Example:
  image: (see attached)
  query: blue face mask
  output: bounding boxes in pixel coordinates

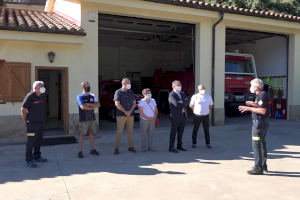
[146,94,152,99]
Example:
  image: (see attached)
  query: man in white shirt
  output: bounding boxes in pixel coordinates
[189,84,214,148]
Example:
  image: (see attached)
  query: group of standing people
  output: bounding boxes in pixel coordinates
[21,77,271,176]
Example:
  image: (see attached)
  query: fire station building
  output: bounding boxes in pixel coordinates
[0,0,300,143]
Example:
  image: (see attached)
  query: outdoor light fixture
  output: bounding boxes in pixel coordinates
[48,51,55,63]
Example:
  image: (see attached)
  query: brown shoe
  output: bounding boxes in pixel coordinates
[142,149,146,152]
[114,149,119,155]
[128,147,137,153]
[148,148,156,152]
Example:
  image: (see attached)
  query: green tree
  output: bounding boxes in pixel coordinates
[0,0,4,6]
[206,0,300,16]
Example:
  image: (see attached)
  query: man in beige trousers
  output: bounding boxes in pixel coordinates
[113,78,137,155]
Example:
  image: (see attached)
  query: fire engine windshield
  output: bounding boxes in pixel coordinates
[225,60,252,73]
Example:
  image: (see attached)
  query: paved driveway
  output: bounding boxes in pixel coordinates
[0,117,299,200]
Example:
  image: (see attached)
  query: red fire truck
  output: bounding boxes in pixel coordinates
[153,52,257,114]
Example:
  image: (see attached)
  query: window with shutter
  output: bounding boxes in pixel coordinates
[0,62,31,102]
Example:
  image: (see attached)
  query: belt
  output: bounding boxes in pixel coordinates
[253,119,268,123]
[194,114,208,117]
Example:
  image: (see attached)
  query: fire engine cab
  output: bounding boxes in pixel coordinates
[224,52,257,113]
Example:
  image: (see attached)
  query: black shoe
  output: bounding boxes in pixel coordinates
[206,144,212,149]
[33,157,48,163]
[78,151,83,158]
[169,148,179,153]
[128,147,137,153]
[90,149,100,155]
[114,149,119,155]
[247,167,264,175]
[26,161,37,168]
[177,146,187,151]
[192,144,196,148]
[263,166,268,173]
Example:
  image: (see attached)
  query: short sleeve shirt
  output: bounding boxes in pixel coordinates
[190,93,213,115]
[77,93,97,122]
[138,99,157,120]
[114,88,136,116]
[252,91,271,122]
[22,92,45,123]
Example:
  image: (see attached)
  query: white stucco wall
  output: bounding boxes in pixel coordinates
[0,38,86,116]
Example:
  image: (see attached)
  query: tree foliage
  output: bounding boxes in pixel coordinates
[0,0,4,7]
[205,0,300,16]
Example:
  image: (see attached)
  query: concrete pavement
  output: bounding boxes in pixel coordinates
[0,116,299,200]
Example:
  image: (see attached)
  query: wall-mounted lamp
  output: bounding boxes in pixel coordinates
[48,51,55,63]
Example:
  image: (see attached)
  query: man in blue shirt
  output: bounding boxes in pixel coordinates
[77,81,101,158]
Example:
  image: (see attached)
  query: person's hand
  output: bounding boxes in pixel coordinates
[147,117,154,122]
[178,101,183,103]
[125,111,131,117]
[238,106,250,113]
[246,101,254,106]
[85,103,92,107]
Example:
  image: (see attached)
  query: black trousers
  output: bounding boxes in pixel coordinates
[25,122,44,161]
[252,120,269,170]
[169,113,186,149]
[192,114,210,144]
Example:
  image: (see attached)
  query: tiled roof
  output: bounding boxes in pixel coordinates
[142,0,300,23]
[0,7,86,36]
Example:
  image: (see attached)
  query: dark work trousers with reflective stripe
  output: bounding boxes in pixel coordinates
[192,114,210,144]
[252,120,270,171]
[25,122,44,161]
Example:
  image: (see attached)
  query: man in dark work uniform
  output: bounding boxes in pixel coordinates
[239,78,272,175]
[21,81,48,168]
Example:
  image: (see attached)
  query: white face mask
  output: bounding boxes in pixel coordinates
[176,86,182,92]
[250,86,255,93]
[40,87,46,93]
[126,84,131,90]
[200,89,205,95]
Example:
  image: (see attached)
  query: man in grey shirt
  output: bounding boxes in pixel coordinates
[113,78,137,155]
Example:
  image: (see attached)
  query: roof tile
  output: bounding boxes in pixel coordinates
[0,6,85,36]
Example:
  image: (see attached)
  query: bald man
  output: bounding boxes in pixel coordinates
[189,84,214,148]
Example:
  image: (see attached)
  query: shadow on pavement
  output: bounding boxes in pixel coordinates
[265,171,300,178]
[0,115,299,184]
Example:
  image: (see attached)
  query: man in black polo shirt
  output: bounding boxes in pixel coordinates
[77,81,101,158]
[21,81,48,168]
[239,78,272,175]
[113,78,137,155]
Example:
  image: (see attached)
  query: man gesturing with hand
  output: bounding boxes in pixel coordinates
[238,78,272,175]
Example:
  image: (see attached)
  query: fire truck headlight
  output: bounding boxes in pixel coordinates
[224,95,229,100]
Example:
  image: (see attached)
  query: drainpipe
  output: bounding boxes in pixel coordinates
[211,11,224,126]
[285,35,289,119]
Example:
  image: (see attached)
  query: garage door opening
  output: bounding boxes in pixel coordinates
[225,28,288,124]
[98,14,195,128]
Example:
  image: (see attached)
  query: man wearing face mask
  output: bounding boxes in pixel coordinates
[189,84,214,149]
[113,78,137,155]
[21,81,48,168]
[168,80,190,153]
[238,78,271,175]
[77,81,101,158]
